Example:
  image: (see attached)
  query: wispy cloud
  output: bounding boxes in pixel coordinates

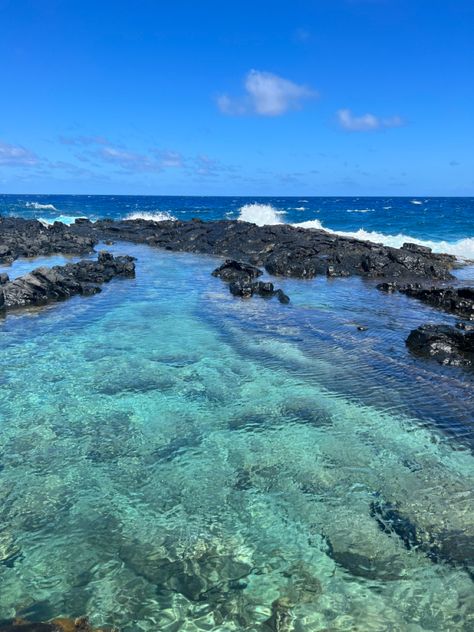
[337,109,404,131]
[0,141,39,166]
[59,135,111,146]
[154,149,184,168]
[96,146,162,173]
[218,69,317,117]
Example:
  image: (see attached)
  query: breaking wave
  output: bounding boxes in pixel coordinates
[26,202,58,211]
[125,211,177,222]
[237,203,285,226]
[234,204,473,259]
[38,215,86,226]
[294,220,474,260]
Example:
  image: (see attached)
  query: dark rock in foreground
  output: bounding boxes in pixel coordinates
[212,260,290,303]
[378,282,474,319]
[0,217,96,264]
[0,252,135,312]
[406,324,474,367]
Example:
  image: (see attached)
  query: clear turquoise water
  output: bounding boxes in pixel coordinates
[0,241,473,630]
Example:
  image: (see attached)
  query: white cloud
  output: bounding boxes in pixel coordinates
[0,141,39,166]
[97,146,160,172]
[218,70,316,117]
[337,108,404,131]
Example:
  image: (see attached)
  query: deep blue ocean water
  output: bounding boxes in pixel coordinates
[0,196,473,630]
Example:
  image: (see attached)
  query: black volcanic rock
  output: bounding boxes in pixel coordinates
[0,217,96,264]
[211,259,263,283]
[406,324,474,367]
[0,252,135,312]
[378,282,474,319]
[211,259,290,303]
[0,217,458,280]
[228,280,290,304]
[62,217,457,281]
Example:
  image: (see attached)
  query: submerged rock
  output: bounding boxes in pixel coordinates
[0,252,135,312]
[406,324,474,367]
[0,617,115,632]
[371,500,474,578]
[377,282,474,319]
[262,598,293,632]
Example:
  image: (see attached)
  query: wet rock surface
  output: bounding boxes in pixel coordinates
[0,252,135,312]
[78,219,456,280]
[1,217,456,281]
[406,324,474,367]
[378,282,474,319]
[212,259,290,303]
[229,280,290,304]
[0,217,96,264]
[211,259,263,283]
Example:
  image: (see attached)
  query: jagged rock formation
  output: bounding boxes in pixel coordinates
[378,282,474,319]
[0,252,135,312]
[406,324,474,367]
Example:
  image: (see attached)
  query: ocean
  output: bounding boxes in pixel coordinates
[0,195,473,631]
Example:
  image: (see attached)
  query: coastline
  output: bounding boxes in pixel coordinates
[0,216,473,630]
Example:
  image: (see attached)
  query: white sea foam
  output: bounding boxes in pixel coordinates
[292,206,307,211]
[237,203,285,226]
[410,200,423,205]
[39,215,86,226]
[125,211,177,222]
[26,202,58,211]
[294,219,474,259]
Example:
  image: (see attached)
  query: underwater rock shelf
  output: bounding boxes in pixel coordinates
[0,252,135,312]
[0,617,115,632]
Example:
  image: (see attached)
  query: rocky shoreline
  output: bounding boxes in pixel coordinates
[1,216,473,367]
[0,252,135,312]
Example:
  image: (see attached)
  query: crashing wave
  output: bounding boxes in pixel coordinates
[26,202,58,211]
[38,215,86,226]
[237,203,285,226]
[125,211,177,222]
[293,220,474,259]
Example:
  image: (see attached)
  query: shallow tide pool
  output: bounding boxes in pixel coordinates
[0,243,473,631]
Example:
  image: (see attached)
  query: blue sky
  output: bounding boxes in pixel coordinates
[0,0,472,195]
